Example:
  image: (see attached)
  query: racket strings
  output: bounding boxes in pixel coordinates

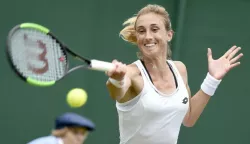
[9,29,67,82]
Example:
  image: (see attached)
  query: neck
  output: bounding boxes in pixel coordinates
[142,56,170,79]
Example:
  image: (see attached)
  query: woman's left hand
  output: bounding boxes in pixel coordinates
[207,45,243,80]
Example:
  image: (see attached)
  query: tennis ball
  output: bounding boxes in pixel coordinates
[67,88,87,108]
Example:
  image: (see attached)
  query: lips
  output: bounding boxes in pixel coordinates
[144,43,157,48]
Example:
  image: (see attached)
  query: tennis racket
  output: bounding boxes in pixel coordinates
[6,22,115,87]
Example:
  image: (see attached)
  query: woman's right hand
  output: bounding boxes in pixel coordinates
[106,59,127,81]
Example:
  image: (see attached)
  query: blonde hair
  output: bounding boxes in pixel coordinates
[119,4,173,59]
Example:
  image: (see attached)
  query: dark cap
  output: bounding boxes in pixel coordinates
[55,112,95,131]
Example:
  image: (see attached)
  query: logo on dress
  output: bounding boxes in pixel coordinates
[182,97,188,104]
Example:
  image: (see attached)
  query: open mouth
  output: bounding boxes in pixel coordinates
[144,43,157,48]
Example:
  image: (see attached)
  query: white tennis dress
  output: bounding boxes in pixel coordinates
[116,60,189,144]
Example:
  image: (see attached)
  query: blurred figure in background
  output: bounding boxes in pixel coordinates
[27,112,95,144]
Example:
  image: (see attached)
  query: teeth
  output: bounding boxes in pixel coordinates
[145,43,156,47]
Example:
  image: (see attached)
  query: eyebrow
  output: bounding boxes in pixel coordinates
[136,24,158,28]
[151,24,158,26]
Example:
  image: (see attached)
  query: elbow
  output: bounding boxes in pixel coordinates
[183,123,195,128]
[183,120,196,128]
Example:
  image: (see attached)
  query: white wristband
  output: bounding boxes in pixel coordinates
[201,73,222,96]
[108,78,125,88]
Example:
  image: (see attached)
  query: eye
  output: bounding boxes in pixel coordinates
[137,28,145,34]
[152,27,159,32]
[136,26,145,34]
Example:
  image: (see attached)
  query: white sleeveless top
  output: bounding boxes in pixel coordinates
[116,60,189,144]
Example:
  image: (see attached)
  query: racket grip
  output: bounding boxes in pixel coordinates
[90,59,115,72]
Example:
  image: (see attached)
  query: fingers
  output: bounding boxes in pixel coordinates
[115,62,126,74]
[222,45,237,58]
[227,47,242,60]
[229,62,241,70]
[106,59,118,76]
[207,48,213,61]
[230,53,243,64]
[106,59,127,80]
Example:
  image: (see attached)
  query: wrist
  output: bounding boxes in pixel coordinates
[201,72,222,96]
[108,77,125,88]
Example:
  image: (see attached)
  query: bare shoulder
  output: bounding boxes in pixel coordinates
[126,63,140,78]
[173,61,188,84]
[173,61,187,74]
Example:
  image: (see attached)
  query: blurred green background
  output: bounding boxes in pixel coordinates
[0,0,249,143]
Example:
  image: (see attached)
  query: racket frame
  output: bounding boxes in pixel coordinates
[6,23,89,86]
[6,23,114,87]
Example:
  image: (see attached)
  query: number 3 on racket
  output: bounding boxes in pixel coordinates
[6,22,115,87]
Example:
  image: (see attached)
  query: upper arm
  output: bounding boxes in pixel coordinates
[174,61,188,86]
[174,61,192,124]
[174,60,191,96]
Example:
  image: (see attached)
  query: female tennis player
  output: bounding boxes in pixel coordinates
[106,4,243,144]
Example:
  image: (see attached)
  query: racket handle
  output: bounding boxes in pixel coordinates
[90,59,115,72]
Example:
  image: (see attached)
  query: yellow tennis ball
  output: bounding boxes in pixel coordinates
[67,88,87,108]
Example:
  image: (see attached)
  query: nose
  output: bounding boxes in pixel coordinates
[145,31,153,40]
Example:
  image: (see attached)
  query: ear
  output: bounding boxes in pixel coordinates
[166,30,174,42]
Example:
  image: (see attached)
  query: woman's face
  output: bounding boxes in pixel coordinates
[135,13,172,59]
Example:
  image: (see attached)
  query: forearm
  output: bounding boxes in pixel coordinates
[106,76,131,101]
[186,90,211,126]
[184,73,221,127]
[106,81,127,100]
